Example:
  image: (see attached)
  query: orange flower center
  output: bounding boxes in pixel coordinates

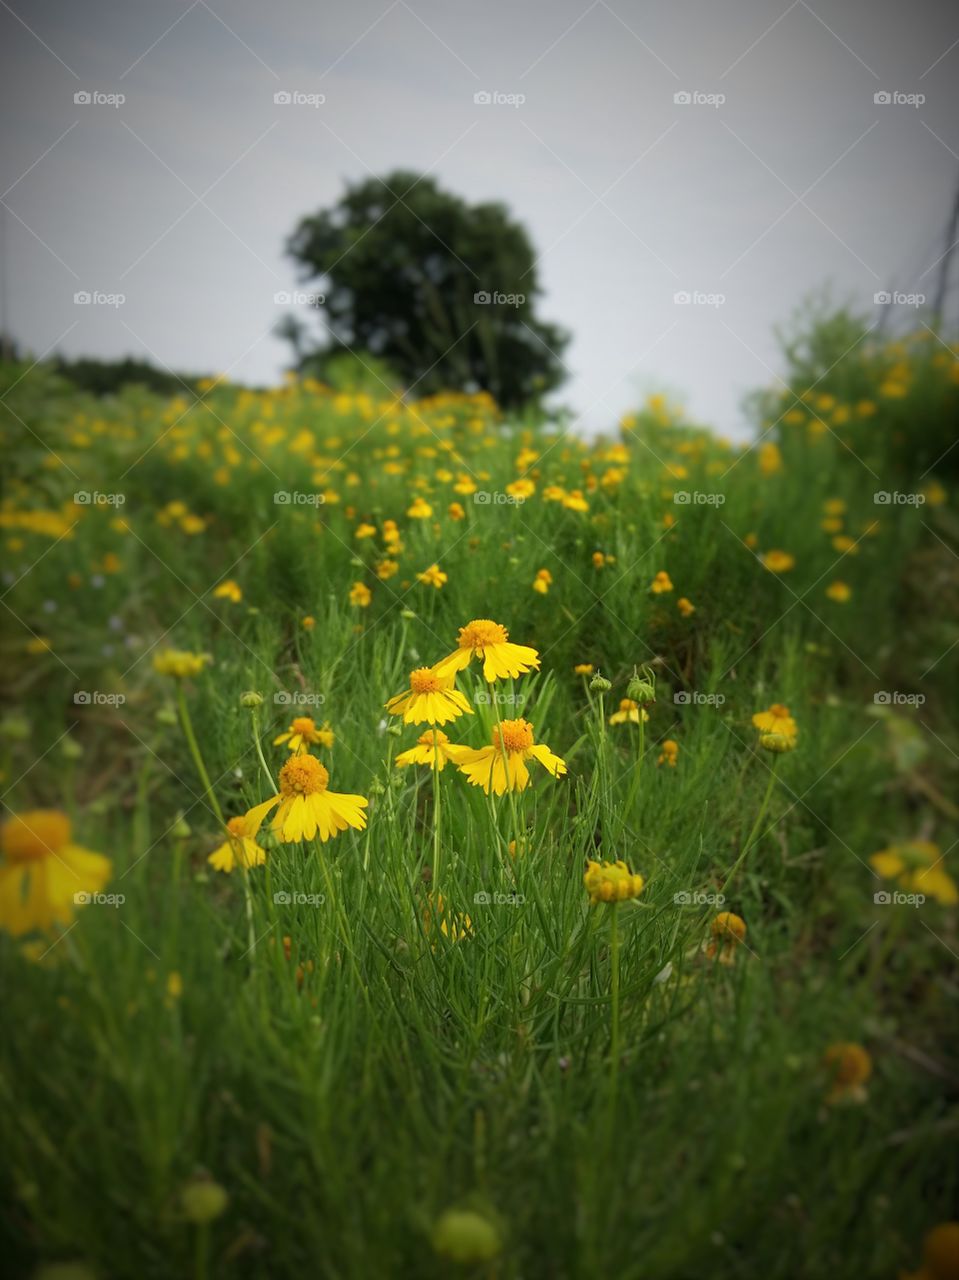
[768,703,791,721]
[1,810,70,862]
[493,718,534,753]
[409,667,442,693]
[279,755,329,796]
[417,729,449,745]
[291,716,317,736]
[458,618,508,651]
[226,816,248,838]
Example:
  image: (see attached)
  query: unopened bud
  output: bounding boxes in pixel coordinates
[239,690,263,709]
[590,674,612,693]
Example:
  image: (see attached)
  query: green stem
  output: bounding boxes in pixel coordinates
[250,708,277,792]
[609,902,621,1091]
[176,685,224,826]
[722,760,778,892]
[432,749,442,889]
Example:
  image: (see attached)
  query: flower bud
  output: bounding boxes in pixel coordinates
[386,723,403,737]
[239,690,263,709]
[589,673,612,693]
[156,706,178,727]
[626,666,656,705]
[180,1177,228,1224]
[60,737,84,761]
[432,1207,502,1264]
[172,813,191,840]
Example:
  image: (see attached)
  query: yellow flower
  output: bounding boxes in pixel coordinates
[823,1041,872,1104]
[705,911,746,964]
[453,718,566,795]
[562,489,589,512]
[832,534,858,555]
[433,618,540,684]
[506,477,535,500]
[386,667,473,726]
[243,754,367,844]
[207,816,267,872]
[448,501,466,521]
[422,891,472,944]
[761,550,795,573]
[152,649,211,679]
[417,562,448,589]
[407,496,433,519]
[657,739,679,767]
[574,663,594,675]
[301,615,315,631]
[395,729,468,771]
[274,715,330,753]
[758,442,782,475]
[677,596,695,617]
[349,581,371,608]
[609,698,649,726]
[376,558,400,580]
[212,579,242,603]
[354,522,377,539]
[901,1222,959,1280]
[752,703,797,743]
[650,570,673,594]
[532,568,552,594]
[825,580,851,603]
[870,840,957,906]
[583,859,645,904]
[0,810,112,937]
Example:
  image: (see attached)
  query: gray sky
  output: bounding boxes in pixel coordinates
[2,0,958,436]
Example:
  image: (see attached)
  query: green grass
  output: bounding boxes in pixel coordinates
[0,334,957,1279]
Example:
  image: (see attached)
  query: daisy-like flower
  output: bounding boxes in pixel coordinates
[583,859,645,904]
[407,496,433,519]
[453,718,566,795]
[825,580,852,603]
[609,698,649,726]
[705,911,746,964]
[243,754,367,844]
[761,549,795,573]
[208,816,267,873]
[153,649,211,679]
[870,840,957,906]
[349,582,372,608]
[677,596,696,617]
[386,667,473,726]
[650,570,673,594]
[433,619,540,684]
[823,1041,872,1105]
[212,579,242,603]
[0,810,112,936]
[657,739,679,767]
[752,703,798,743]
[574,663,594,675]
[417,563,448,589]
[532,568,552,594]
[274,715,331,754]
[395,729,468,771]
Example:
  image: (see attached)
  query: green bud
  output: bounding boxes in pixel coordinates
[60,737,84,761]
[386,723,403,738]
[432,1208,502,1264]
[626,666,656,705]
[156,705,178,727]
[589,674,612,693]
[180,1178,228,1225]
[368,778,386,797]
[239,690,263,709]
[0,714,31,742]
[400,609,416,620]
[172,813,192,840]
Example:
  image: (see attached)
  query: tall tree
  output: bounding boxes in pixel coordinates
[286,171,568,408]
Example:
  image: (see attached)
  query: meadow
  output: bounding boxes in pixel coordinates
[1,320,957,1279]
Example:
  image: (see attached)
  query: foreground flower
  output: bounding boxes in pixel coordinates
[153,649,211,680]
[454,718,566,794]
[244,755,367,843]
[650,570,673,594]
[433,619,540,683]
[208,817,267,873]
[386,667,473,726]
[705,911,746,964]
[823,1041,872,1105]
[609,698,649,726]
[901,1222,959,1280]
[395,729,467,771]
[0,810,112,936]
[752,703,798,743]
[583,859,645,904]
[870,840,957,906]
[273,715,332,753]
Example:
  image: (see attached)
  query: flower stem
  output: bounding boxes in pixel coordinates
[722,759,778,892]
[431,751,442,889]
[176,684,225,826]
[609,902,621,1091]
[250,707,277,792]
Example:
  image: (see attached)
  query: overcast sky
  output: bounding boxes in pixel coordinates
[2,0,957,436]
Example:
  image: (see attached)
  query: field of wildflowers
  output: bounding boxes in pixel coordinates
[1,322,957,1278]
